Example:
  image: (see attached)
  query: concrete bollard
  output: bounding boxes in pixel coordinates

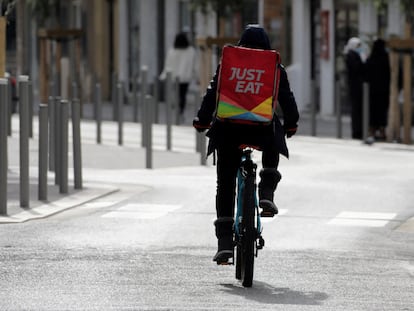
[18,75,30,208]
[0,78,8,214]
[38,104,48,201]
[71,98,83,189]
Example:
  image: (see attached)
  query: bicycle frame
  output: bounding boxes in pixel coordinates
[234,149,262,241]
[233,147,265,287]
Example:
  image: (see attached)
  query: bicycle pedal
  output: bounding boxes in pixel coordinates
[216,258,234,266]
[257,236,265,249]
[260,210,276,217]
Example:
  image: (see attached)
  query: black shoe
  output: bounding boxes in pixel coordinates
[259,199,278,217]
[213,235,233,264]
[213,249,233,264]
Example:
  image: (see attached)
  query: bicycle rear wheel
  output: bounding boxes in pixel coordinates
[237,173,256,287]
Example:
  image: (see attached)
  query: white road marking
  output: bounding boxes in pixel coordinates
[209,209,288,223]
[328,211,397,227]
[102,203,182,220]
[82,202,118,208]
[261,208,288,223]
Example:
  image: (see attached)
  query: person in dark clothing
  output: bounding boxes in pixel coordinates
[344,37,366,139]
[365,38,390,141]
[193,25,299,263]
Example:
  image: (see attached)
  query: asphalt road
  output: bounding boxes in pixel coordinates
[1,124,414,310]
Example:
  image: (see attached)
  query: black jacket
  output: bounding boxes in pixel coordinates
[196,64,299,158]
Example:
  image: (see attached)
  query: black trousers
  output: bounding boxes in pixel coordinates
[215,145,279,218]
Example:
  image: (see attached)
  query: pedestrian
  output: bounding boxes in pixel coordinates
[365,38,390,141]
[160,32,197,123]
[344,37,366,139]
[193,25,299,264]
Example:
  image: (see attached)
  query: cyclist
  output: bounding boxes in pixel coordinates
[193,25,299,263]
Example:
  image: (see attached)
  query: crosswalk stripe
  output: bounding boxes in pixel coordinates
[102,203,182,220]
[327,211,397,227]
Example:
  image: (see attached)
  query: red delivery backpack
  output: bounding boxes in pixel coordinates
[216,45,281,125]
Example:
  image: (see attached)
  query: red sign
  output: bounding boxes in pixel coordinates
[216,46,280,124]
[321,10,330,60]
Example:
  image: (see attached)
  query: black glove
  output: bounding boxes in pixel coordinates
[193,117,210,133]
[285,127,297,138]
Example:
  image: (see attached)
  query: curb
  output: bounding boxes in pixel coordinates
[0,184,119,224]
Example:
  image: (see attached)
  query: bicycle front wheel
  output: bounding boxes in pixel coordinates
[239,174,256,287]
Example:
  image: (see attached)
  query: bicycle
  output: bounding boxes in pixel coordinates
[219,146,265,288]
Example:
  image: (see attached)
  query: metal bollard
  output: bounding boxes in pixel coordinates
[140,67,148,147]
[199,132,207,166]
[72,81,78,100]
[48,96,55,171]
[54,96,61,185]
[112,72,118,121]
[335,80,342,139]
[310,79,317,136]
[175,78,180,125]
[7,78,12,136]
[0,78,8,214]
[117,82,124,146]
[166,71,172,150]
[29,80,33,138]
[19,75,30,208]
[153,78,159,123]
[59,100,69,194]
[38,104,48,200]
[95,83,102,144]
[362,82,371,144]
[72,98,83,189]
[145,95,153,169]
[132,75,138,122]
[195,92,202,153]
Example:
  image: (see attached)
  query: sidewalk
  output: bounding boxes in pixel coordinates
[2,106,414,231]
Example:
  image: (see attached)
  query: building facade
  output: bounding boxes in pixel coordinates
[8,0,409,114]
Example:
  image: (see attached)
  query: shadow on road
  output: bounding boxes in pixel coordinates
[220,281,328,305]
